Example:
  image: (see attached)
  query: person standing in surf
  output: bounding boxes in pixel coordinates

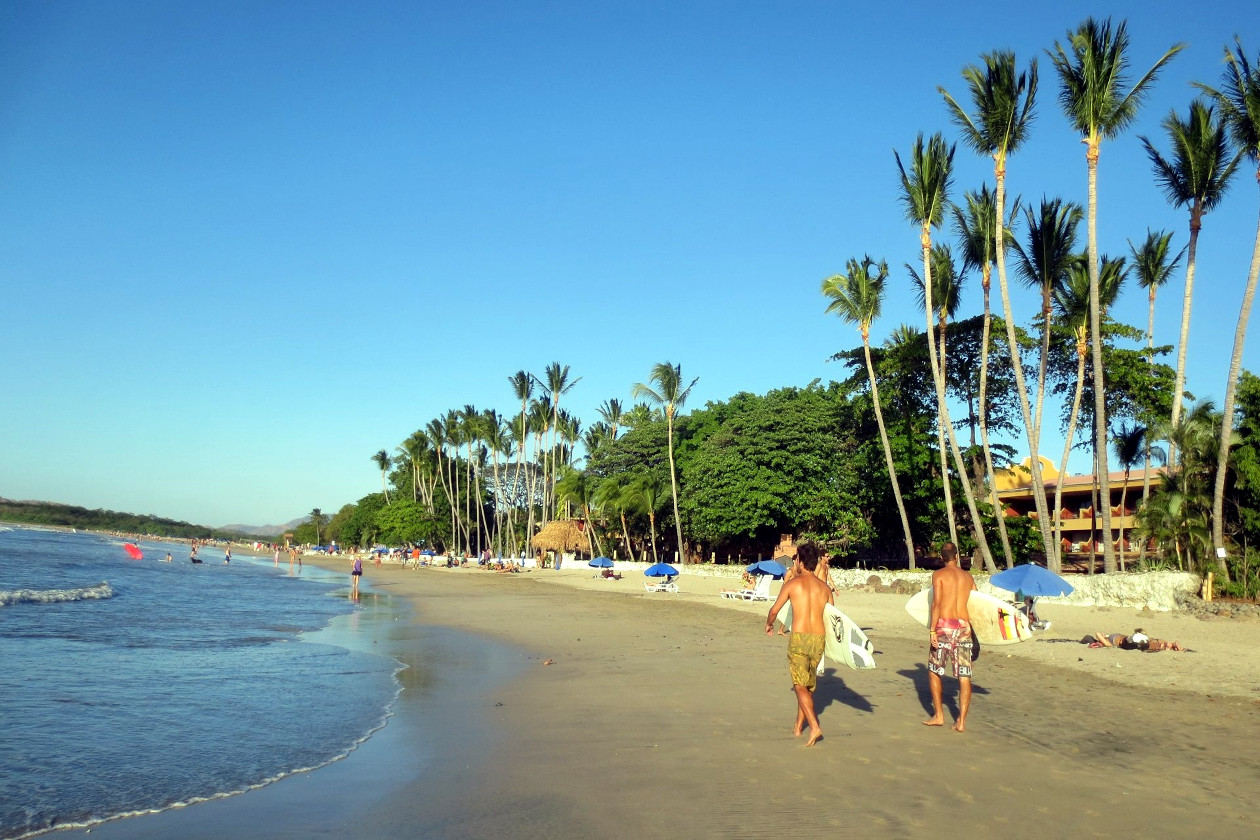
[765,542,833,747]
[350,555,363,598]
[923,542,977,732]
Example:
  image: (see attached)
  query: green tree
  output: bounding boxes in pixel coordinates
[1197,39,1260,571]
[1049,16,1183,573]
[308,508,325,546]
[372,449,393,505]
[632,362,698,563]
[823,256,916,567]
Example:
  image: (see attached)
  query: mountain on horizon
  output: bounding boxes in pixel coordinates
[219,517,308,537]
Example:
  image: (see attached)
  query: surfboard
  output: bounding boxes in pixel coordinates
[904,588,1033,645]
[775,602,876,670]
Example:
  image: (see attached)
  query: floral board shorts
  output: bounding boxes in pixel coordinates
[788,632,825,691]
[928,618,974,679]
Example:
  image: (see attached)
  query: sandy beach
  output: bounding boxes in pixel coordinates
[69,559,1259,839]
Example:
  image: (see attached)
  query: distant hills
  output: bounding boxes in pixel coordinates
[0,497,300,540]
[220,517,308,537]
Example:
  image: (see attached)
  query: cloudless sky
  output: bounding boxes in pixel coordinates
[2,1,1257,528]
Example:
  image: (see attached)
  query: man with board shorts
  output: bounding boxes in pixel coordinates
[924,542,977,732]
[765,542,834,747]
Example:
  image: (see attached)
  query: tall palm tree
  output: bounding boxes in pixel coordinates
[1127,229,1184,551]
[539,363,581,528]
[1198,38,1260,574]
[909,243,963,548]
[632,362,698,563]
[1111,422,1151,571]
[953,186,1020,567]
[371,450,392,505]
[895,133,996,571]
[507,370,533,540]
[940,49,1053,562]
[822,256,916,568]
[1052,254,1128,568]
[1049,16,1183,573]
[1014,196,1083,459]
[1142,100,1241,459]
[442,409,466,551]
[593,475,636,561]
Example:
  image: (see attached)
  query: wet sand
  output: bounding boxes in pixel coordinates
[67,560,1260,839]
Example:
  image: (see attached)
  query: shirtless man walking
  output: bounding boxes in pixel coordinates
[924,542,977,732]
[765,542,834,747]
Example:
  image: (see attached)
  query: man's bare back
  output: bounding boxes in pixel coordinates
[929,562,975,625]
[771,572,832,634]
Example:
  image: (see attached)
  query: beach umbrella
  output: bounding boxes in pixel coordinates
[123,543,143,560]
[644,562,678,577]
[990,564,1074,597]
[588,556,614,568]
[745,559,787,579]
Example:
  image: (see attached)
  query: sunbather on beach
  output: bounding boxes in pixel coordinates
[1086,630,1186,652]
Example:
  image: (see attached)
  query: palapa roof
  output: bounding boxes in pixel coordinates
[530,519,592,554]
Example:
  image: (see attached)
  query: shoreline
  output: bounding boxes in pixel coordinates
[57,558,1260,838]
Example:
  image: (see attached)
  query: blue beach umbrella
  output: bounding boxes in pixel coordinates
[644,562,679,577]
[990,564,1074,597]
[588,556,614,568]
[745,559,787,579]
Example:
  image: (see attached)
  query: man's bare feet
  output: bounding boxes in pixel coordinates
[793,726,804,737]
[923,715,944,726]
[804,729,823,747]
[952,720,966,733]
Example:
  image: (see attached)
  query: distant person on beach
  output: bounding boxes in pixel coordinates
[765,541,834,747]
[274,548,280,567]
[924,541,977,733]
[351,555,363,597]
[1085,630,1186,652]
[224,548,231,565]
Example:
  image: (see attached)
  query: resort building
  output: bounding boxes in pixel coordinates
[993,456,1162,559]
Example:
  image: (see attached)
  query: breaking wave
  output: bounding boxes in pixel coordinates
[0,582,114,607]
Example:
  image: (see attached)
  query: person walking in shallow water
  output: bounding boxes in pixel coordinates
[765,542,833,747]
[923,542,977,732]
[351,555,363,598]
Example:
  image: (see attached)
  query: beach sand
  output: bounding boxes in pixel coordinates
[69,560,1259,839]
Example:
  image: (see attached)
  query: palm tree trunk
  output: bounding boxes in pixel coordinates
[1087,147,1117,574]
[921,226,996,571]
[1211,202,1260,581]
[666,412,686,564]
[1055,344,1088,572]
[619,510,633,561]
[864,337,916,568]
[993,160,1057,561]
[935,323,959,546]
[1170,210,1203,456]
[979,275,1016,569]
[648,512,659,564]
[1118,471,1130,572]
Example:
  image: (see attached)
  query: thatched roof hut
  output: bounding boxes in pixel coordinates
[530,519,592,555]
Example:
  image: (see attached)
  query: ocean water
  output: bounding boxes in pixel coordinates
[0,526,402,840]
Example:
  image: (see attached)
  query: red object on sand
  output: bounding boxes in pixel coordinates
[124,543,143,560]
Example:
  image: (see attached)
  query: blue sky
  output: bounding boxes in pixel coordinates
[2,1,1257,528]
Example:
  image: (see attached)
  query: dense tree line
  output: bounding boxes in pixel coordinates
[0,500,250,541]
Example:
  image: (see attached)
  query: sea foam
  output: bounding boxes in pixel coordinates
[0,581,113,607]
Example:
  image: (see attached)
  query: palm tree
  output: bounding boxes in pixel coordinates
[629,473,669,563]
[555,467,604,557]
[597,399,625,440]
[1198,38,1260,574]
[538,363,581,529]
[309,508,324,546]
[1051,253,1127,568]
[507,370,533,543]
[940,49,1054,562]
[371,450,392,505]
[953,186,1020,567]
[895,133,996,571]
[1014,196,1083,458]
[822,256,916,568]
[1147,401,1220,571]
[1049,16,1183,573]
[632,362,698,563]
[908,243,963,548]
[1141,100,1241,446]
[593,475,636,561]
[1111,422,1151,571]
[1128,229,1184,551]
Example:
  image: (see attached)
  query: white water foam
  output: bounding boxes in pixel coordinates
[0,581,113,607]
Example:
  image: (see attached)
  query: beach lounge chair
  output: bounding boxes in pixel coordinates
[720,574,773,601]
[644,575,678,593]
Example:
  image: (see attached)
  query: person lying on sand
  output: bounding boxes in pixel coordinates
[1085,630,1186,652]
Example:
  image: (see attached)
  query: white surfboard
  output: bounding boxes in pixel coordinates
[775,602,876,670]
[904,588,1033,646]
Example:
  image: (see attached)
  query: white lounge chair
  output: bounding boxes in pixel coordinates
[644,576,678,593]
[720,574,773,601]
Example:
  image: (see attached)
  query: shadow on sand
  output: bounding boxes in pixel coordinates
[897,663,989,718]
[813,670,874,714]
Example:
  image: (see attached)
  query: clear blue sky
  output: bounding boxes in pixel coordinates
[2,1,1257,528]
